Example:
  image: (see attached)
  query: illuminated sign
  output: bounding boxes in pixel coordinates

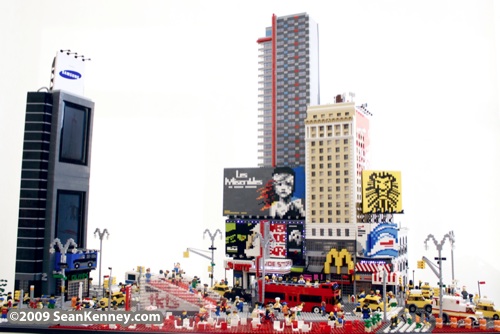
[225,220,305,266]
[362,170,403,214]
[269,223,286,258]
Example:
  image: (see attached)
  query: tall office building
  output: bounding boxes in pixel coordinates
[15,90,95,296]
[257,13,320,168]
[303,94,371,274]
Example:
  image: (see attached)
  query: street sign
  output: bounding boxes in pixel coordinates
[53,274,67,280]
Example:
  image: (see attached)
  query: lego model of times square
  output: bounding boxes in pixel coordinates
[2,54,498,333]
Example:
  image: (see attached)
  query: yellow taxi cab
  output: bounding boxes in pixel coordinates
[211,283,230,297]
[406,291,432,313]
[99,292,126,308]
[476,299,500,320]
[358,294,386,312]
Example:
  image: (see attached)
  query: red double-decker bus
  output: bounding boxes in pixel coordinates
[258,281,342,313]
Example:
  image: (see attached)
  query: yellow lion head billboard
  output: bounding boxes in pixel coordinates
[362,171,403,214]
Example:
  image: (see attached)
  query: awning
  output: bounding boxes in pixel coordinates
[355,262,391,273]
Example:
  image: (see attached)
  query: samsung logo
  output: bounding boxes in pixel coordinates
[59,70,82,80]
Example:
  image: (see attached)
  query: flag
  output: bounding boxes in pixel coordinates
[478,281,486,284]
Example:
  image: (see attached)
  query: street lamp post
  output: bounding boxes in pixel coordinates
[424,232,454,320]
[252,225,276,304]
[203,229,222,288]
[49,238,78,308]
[448,230,455,285]
[94,228,110,291]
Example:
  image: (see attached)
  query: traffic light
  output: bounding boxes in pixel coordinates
[399,276,402,285]
[417,260,426,269]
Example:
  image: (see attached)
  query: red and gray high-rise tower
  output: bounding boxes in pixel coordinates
[257,13,320,168]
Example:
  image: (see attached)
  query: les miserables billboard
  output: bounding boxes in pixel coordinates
[223,167,305,219]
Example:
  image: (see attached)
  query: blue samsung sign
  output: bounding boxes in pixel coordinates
[59,70,82,80]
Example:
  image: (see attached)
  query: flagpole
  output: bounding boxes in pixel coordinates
[477,281,485,299]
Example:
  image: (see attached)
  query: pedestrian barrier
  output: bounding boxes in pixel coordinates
[479,318,487,330]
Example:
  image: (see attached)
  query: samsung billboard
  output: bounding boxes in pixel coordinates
[223,167,305,219]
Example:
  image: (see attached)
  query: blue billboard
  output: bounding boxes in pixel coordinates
[54,250,98,272]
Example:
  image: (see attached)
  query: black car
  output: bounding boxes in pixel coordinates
[223,287,252,303]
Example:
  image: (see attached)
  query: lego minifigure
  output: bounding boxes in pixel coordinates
[320,301,326,316]
[273,297,282,313]
[264,304,272,321]
[337,307,344,325]
[1,305,8,323]
[282,302,289,315]
[234,296,244,312]
[250,303,260,318]
[401,308,411,324]
[361,304,371,319]
[198,306,208,322]
[354,302,362,316]
[220,298,227,313]
[23,293,30,305]
[229,310,240,323]
[47,295,56,309]
[296,302,305,316]
[390,314,399,328]
[215,301,221,317]
[179,310,188,321]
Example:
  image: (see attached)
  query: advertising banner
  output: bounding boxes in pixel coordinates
[225,220,304,265]
[223,167,305,219]
[52,50,86,96]
[362,170,403,214]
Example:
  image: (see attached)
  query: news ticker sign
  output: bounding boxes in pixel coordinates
[7,309,163,326]
[225,258,293,274]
